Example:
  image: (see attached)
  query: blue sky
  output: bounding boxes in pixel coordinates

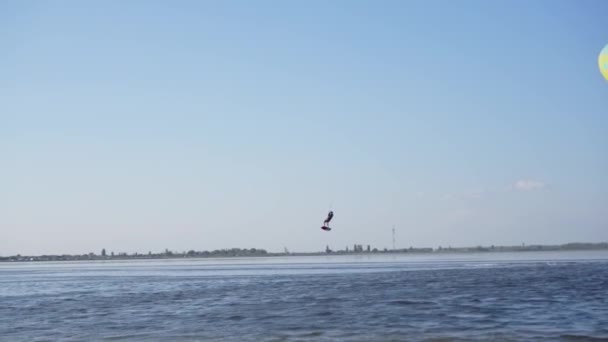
[1,0,607,255]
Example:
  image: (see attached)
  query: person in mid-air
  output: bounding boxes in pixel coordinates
[324,211,334,226]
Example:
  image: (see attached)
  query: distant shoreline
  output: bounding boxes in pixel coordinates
[2,242,607,263]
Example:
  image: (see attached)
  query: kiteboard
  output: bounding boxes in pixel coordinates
[321,226,331,231]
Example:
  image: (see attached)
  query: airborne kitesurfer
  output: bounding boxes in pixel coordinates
[324,211,334,226]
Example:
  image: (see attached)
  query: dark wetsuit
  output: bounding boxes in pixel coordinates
[324,211,334,225]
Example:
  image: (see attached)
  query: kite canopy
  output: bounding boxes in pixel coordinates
[599,44,608,81]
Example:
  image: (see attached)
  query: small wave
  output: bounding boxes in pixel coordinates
[560,334,608,341]
[388,299,434,306]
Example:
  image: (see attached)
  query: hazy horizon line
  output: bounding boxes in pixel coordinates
[3,241,608,258]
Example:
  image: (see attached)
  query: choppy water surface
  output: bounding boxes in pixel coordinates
[1,251,608,341]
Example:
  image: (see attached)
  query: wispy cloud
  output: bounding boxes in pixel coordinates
[442,180,548,201]
[513,179,546,191]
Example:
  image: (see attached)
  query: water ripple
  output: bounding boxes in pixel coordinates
[1,253,608,341]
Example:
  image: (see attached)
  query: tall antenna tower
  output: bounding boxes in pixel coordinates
[392,225,396,250]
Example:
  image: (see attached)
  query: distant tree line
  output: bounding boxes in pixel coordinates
[0,247,268,262]
[2,242,607,262]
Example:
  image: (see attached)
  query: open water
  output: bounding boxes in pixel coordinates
[1,251,608,341]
